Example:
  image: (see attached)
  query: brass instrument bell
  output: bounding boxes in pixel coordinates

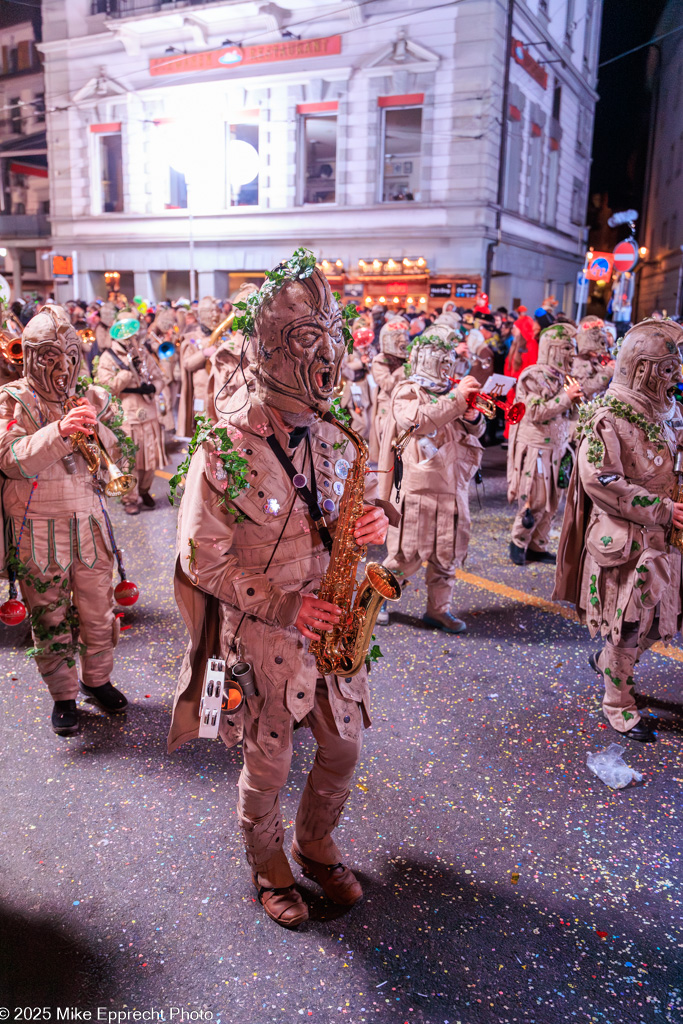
[78,328,96,352]
[0,314,24,367]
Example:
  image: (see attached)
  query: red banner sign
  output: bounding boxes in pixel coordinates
[150,35,341,77]
[511,39,548,90]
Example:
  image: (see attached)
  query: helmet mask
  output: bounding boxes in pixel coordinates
[23,305,81,403]
[409,333,457,392]
[198,296,221,332]
[253,265,345,418]
[379,317,410,359]
[612,318,683,419]
[577,321,610,357]
[537,323,577,373]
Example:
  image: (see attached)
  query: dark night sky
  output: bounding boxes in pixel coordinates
[590,0,670,213]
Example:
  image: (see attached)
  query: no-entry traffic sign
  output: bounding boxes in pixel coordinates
[613,238,639,273]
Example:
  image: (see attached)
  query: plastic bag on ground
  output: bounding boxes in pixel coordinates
[586,743,644,789]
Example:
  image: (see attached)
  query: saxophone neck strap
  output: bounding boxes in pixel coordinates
[266,430,333,553]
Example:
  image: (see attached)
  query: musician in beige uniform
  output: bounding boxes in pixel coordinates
[0,306,127,735]
[169,262,390,928]
[206,284,259,422]
[177,297,220,437]
[507,323,581,565]
[570,318,615,400]
[376,331,483,632]
[96,315,167,515]
[370,316,410,462]
[554,319,683,742]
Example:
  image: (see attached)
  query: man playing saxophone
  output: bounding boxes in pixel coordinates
[168,255,390,929]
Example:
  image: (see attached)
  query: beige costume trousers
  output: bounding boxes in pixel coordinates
[596,619,659,732]
[123,468,156,508]
[511,470,557,552]
[237,678,362,889]
[20,529,117,701]
[384,543,457,616]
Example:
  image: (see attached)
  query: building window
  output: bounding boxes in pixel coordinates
[9,98,23,135]
[99,133,123,213]
[34,93,45,124]
[381,106,422,202]
[527,123,543,221]
[570,176,585,225]
[227,123,260,207]
[564,0,575,47]
[552,84,562,120]
[545,140,560,226]
[301,114,337,204]
[503,104,524,213]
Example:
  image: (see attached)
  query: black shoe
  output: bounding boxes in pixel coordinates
[422,611,467,634]
[140,491,156,508]
[521,507,535,530]
[80,681,128,713]
[526,548,556,564]
[620,717,657,743]
[510,541,526,565]
[51,700,80,736]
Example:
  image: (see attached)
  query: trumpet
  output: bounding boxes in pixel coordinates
[63,397,135,496]
[564,374,586,405]
[205,311,236,373]
[448,378,526,424]
[0,314,24,367]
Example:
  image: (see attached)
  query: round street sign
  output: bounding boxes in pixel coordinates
[613,238,639,273]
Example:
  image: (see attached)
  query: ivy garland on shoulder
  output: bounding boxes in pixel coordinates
[576,395,665,467]
[76,375,138,475]
[168,414,250,518]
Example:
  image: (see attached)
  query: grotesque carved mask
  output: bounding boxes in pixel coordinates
[379,317,410,360]
[409,332,457,392]
[612,318,683,419]
[576,319,610,358]
[253,266,345,414]
[198,296,221,332]
[537,323,577,373]
[23,304,81,403]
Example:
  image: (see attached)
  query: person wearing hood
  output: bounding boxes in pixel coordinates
[376,325,483,632]
[0,305,128,735]
[96,314,167,515]
[507,322,582,565]
[369,315,411,462]
[338,324,376,440]
[177,296,220,437]
[571,317,615,400]
[168,259,391,928]
[206,284,260,422]
[554,318,683,742]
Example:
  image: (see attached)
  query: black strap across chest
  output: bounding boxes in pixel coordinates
[265,429,333,553]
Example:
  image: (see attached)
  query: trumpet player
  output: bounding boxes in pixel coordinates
[508,323,580,566]
[554,319,683,742]
[96,314,167,516]
[376,325,484,633]
[0,305,128,736]
[169,259,390,928]
[369,314,411,462]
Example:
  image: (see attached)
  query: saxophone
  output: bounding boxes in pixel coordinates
[309,410,402,677]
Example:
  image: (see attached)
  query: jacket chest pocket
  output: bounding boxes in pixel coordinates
[585,512,632,567]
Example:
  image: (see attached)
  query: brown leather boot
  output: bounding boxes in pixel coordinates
[252,875,308,928]
[291,843,363,906]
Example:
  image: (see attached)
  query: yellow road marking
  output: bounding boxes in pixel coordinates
[155,470,172,480]
[454,568,683,664]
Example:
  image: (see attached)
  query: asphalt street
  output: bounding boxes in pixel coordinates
[0,443,681,1024]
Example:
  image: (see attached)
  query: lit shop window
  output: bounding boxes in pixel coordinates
[100,133,124,213]
[301,115,337,204]
[381,107,422,202]
[226,123,259,207]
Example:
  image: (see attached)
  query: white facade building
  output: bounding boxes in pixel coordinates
[39,0,602,311]
[0,16,52,298]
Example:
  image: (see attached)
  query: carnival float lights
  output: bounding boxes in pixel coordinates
[357,257,428,274]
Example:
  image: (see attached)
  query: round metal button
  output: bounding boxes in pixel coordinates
[343,715,351,723]
[297,691,305,699]
[292,473,308,489]
[270,731,278,738]
[246,587,255,596]
[322,498,335,513]
[274,656,283,665]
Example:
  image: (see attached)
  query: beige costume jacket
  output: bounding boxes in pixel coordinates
[378,381,484,567]
[96,348,166,474]
[507,364,575,511]
[178,330,212,436]
[168,388,381,758]
[570,354,612,400]
[0,381,118,571]
[554,388,683,646]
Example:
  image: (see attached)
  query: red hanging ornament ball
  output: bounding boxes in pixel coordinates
[114,580,139,606]
[0,599,27,626]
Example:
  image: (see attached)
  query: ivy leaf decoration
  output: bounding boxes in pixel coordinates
[233,247,318,339]
[332,290,361,355]
[168,414,249,520]
[365,642,384,669]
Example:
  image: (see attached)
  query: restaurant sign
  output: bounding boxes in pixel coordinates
[150,36,342,77]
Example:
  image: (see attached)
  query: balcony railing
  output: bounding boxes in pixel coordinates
[91,0,225,16]
[0,213,50,238]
